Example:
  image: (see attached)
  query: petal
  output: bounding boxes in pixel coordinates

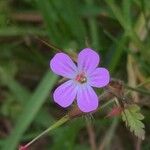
[78,48,100,74]
[89,67,110,88]
[50,53,77,78]
[77,84,98,112]
[53,80,77,108]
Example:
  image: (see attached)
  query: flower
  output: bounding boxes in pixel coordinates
[50,48,110,112]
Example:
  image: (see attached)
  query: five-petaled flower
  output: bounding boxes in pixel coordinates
[50,48,110,112]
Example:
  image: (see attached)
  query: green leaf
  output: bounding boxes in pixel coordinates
[121,104,145,140]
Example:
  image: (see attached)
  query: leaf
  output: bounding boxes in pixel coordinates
[121,104,145,140]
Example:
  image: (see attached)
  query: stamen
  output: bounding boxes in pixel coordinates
[75,73,87,83]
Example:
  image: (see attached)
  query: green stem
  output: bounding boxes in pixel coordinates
[137,78,150,87]
[23,99,114,149]
[125,85,150,95]
[125,78,150,95]
[24,115,69,148]
[98,99,115,111]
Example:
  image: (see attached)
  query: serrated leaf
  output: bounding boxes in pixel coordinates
[121,104,145,140]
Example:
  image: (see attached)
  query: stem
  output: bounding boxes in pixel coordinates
[125,85,150,95]
[20,92,115,149]
[136,78,150,87]
[34,36,61,52]
[98,99,115,111]
[125,79,150,96]
[24,115,69,148]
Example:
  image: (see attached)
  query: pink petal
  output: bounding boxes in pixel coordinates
[89,67,110,88]
[78,48,100,74]
[53,80,77,107]
[77,84,98,112]
[50,53,77,78]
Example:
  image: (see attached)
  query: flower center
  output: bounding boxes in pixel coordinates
[75,72,87,84]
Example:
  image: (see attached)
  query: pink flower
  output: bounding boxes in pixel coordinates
[50,48,110,112]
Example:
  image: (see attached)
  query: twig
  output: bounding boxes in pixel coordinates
[98,118,119,150]
[125,85,150,95]
[11,12,42,23]
[34,36,77,62]
[86,120,97,150]
[135,138,142,150]
[34,36,62,53]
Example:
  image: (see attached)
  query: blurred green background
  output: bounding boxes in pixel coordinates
[0,0,150,150]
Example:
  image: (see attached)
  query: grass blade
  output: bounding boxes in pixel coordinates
[2,71,58,150]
